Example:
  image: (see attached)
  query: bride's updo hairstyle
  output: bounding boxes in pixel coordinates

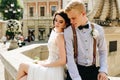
[53,9,71,28]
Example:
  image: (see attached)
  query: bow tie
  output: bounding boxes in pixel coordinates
[78,24,89,30]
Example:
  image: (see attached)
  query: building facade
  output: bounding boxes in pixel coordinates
[22,0,91,41]
[22,0,62,41]
[0,20,7,39]
[22,0,120,41]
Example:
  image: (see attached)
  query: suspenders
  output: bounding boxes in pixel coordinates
[91,23,97,65]
[71,23,97,65]
[71,25,78,63]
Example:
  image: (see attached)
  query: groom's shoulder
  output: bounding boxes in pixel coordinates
[64,25,72,34]
[64,25,72,31]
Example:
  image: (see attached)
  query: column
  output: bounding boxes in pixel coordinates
[35,26,38,41]
[23,20,28,38]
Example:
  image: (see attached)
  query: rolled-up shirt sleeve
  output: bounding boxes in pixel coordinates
[97,26,108,74]
[64,27,82,80]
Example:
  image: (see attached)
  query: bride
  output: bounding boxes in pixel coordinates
[16,9,71,80]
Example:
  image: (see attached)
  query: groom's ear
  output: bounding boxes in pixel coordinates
[81,12,86,16]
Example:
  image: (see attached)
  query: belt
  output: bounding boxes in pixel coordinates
[77,62,93,67]
[77,64,96,68]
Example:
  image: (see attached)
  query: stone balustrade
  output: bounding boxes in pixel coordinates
[1,27,120,80]
[0,43,48,80]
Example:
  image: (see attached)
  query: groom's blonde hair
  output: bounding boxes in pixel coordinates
[65,0,86,14]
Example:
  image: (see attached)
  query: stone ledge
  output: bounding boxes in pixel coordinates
[0,43,120,80]
[109,77,120,80]
[0,43,48,80]
[0,48,33,80]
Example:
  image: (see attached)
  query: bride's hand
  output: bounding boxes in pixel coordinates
[37,61,46,66]
[33,60,39,64]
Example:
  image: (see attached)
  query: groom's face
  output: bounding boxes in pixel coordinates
[66,9,82,28]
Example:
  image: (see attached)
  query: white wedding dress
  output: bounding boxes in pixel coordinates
[27,30,64,80]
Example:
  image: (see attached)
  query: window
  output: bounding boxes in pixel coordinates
[51,6,56,16]
[40,7,45,16]
[109,41,117,52]
[29,7,34,17]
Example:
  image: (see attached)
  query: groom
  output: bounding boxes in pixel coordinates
[64,0,108,80]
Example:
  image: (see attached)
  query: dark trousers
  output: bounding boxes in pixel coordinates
[66,64,99,80]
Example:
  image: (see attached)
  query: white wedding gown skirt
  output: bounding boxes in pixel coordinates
[27,64,64,80]
[27,30,65,80]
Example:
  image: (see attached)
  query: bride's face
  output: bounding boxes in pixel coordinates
[54,15,66,29]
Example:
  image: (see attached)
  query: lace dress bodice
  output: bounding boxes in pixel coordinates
[47,30,63,62]
[27,30,64,80]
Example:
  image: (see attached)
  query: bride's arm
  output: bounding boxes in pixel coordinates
[38,34,66,67]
